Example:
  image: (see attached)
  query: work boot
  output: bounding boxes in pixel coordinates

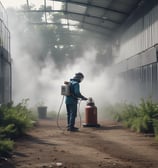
[67,127,79,132]
[73,127,79,130]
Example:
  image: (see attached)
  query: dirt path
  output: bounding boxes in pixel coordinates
[1,119,158,168]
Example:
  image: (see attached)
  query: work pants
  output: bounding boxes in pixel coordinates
[66,103,77,128]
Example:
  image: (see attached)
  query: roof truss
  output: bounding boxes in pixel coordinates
[22,0,144,38]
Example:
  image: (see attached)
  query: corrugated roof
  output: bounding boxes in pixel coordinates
[23,0,144,38]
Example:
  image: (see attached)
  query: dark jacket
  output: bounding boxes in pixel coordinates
[65,78,86,104]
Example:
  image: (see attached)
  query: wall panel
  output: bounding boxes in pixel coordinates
[0,3,11,104]
[117,4,158,62]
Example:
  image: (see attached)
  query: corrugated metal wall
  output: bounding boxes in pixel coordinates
[118,4,158,62]
[112,2,158,102]
[119,62,158,102]
[0,3,11,104]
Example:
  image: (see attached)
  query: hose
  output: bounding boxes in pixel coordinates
[56,95,65,130]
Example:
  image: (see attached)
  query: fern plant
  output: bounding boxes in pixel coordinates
[111,98,158,138]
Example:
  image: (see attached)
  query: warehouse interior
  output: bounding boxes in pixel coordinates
[1,0,158,104]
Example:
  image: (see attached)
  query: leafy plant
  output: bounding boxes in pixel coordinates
[0,99,36,157]
[109,98,158,138]
[0,140,14,157]
[0,100,34,138]
[0,124,16,139]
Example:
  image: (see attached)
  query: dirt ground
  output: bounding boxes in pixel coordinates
[1,119,158,168]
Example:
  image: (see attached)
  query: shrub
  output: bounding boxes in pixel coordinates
[0,140,14,157]
[0,99,34,138]
[110,98,158,138]
[0,99,35,157]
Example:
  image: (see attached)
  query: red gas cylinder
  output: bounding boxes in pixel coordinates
[83,98,100,127]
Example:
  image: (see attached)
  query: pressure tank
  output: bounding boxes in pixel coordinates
[83,98,100,127]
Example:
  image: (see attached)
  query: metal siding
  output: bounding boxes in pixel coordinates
[0,20,1,46]
[128,54,141,69]
[114,46,157,73]
[118,4,158,61]
[3,60,11,102]
[140,47,157,66]
[0,2,11,104]
[0,51,2,103]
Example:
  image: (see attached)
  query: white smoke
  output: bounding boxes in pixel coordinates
[7,8,124,115]
[12,44,122,112]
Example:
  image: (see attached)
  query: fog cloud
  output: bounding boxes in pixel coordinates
[7,8,124,115]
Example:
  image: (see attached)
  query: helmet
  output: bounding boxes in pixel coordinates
[74,72,84,82]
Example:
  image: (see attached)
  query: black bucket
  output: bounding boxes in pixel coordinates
[38,106,47,119]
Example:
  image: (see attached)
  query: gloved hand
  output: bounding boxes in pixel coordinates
[82,97,88,101]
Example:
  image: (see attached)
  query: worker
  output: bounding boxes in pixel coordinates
[65,72,88,132]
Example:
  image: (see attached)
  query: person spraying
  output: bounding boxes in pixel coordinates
[65,72,88,132]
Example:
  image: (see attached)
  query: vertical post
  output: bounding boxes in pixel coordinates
[44,0,47,23]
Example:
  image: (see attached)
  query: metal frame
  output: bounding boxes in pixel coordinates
[21,0,144,38]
